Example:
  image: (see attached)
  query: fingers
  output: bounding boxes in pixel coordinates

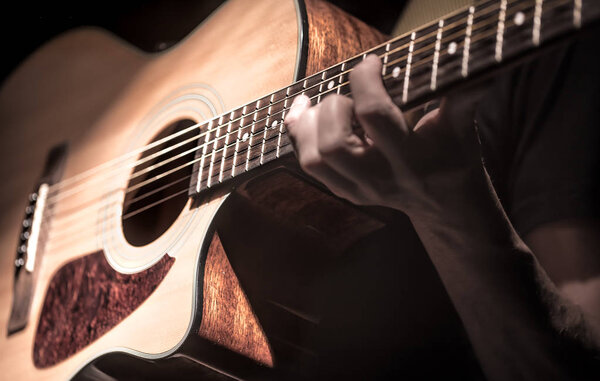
[316,95,386,183]
[350,54,410,162]
[284,95,361,199]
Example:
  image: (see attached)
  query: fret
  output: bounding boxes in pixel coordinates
[431,20,444,91]
[533,0,543,45]
[259,122,268,165]
[207,118,223,188]
[400,21,439,101]
[231,106,248,178]
[338,62,346,94]
[402,32,416,104]
[299,74,322,98]
[499,1,535,60]
[277,98,289,158]
[317,72,327,104]
[433,9,472,90]
[195,120,213,192]
[462,1,510,78]
[219,112,234,183]
[462,6,475,77]
[382,43,391,76]
[495,0,507,62]
[316,62,344,98]
[256,98,271,165]
[530,0,581,49]
[244,101,261,171]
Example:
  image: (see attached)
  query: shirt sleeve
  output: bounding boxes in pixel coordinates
[475,30,600,236]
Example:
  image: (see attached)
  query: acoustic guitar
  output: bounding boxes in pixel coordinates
[0,0,598,379]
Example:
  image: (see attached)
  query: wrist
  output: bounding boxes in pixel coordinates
[403,167,520,247]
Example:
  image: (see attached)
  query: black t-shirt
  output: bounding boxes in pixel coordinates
[476,30,600,236]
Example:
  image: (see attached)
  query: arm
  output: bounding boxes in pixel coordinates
[284,55,600,380]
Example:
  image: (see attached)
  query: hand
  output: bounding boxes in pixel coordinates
[284,54,490,222]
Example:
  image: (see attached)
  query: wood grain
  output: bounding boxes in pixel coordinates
[198,233,273,367]
[304,0,387,76]
[33,252,174,368]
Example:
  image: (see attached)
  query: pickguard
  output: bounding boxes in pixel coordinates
[33,251,175,368]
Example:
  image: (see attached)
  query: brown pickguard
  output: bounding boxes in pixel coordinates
[33,252,174,368]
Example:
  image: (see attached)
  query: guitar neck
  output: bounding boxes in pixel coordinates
[189,0,600,198]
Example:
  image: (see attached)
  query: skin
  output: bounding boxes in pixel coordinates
[284,54,600,380]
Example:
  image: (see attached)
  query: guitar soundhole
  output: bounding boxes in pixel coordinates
[122,119,197,246]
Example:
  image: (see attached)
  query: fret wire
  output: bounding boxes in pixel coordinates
[496,0,508,61]
[462,6,476,77]
[277,96,289,158]
[206,117,223,188]
[431,20,444,90]
[317,72,327,103]
[260,123,268,165]
[219,113,234,183]
[231,107,246,178]
[533,0,544,45]
[338,62,346,94]
[382,43,391,75]
[244,101,260,172]
[196,119,212,191]
[402,32,416,104]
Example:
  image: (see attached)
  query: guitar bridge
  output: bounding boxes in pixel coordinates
[7,143,67,336]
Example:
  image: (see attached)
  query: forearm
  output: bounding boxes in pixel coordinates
[408,174,600,380]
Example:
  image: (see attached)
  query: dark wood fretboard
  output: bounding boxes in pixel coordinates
[189,0,600,197]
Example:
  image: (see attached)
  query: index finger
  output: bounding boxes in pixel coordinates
[350,54,409,162]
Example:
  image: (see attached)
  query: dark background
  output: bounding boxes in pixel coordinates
[0,0,406,85]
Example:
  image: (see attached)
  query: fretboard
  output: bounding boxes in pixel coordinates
[189,0,599,197]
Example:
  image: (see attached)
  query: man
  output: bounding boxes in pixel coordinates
[284,28,600,380]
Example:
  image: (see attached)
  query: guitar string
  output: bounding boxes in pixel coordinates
[42,0,517,200]
[44,1,562,250]
[43,0,563,239]
[137,0,571,190]
[42,0,539,211]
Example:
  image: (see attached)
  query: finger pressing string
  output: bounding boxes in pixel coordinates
[349,54,410,163]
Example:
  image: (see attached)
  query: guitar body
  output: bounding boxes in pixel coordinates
[0,0,387,379]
